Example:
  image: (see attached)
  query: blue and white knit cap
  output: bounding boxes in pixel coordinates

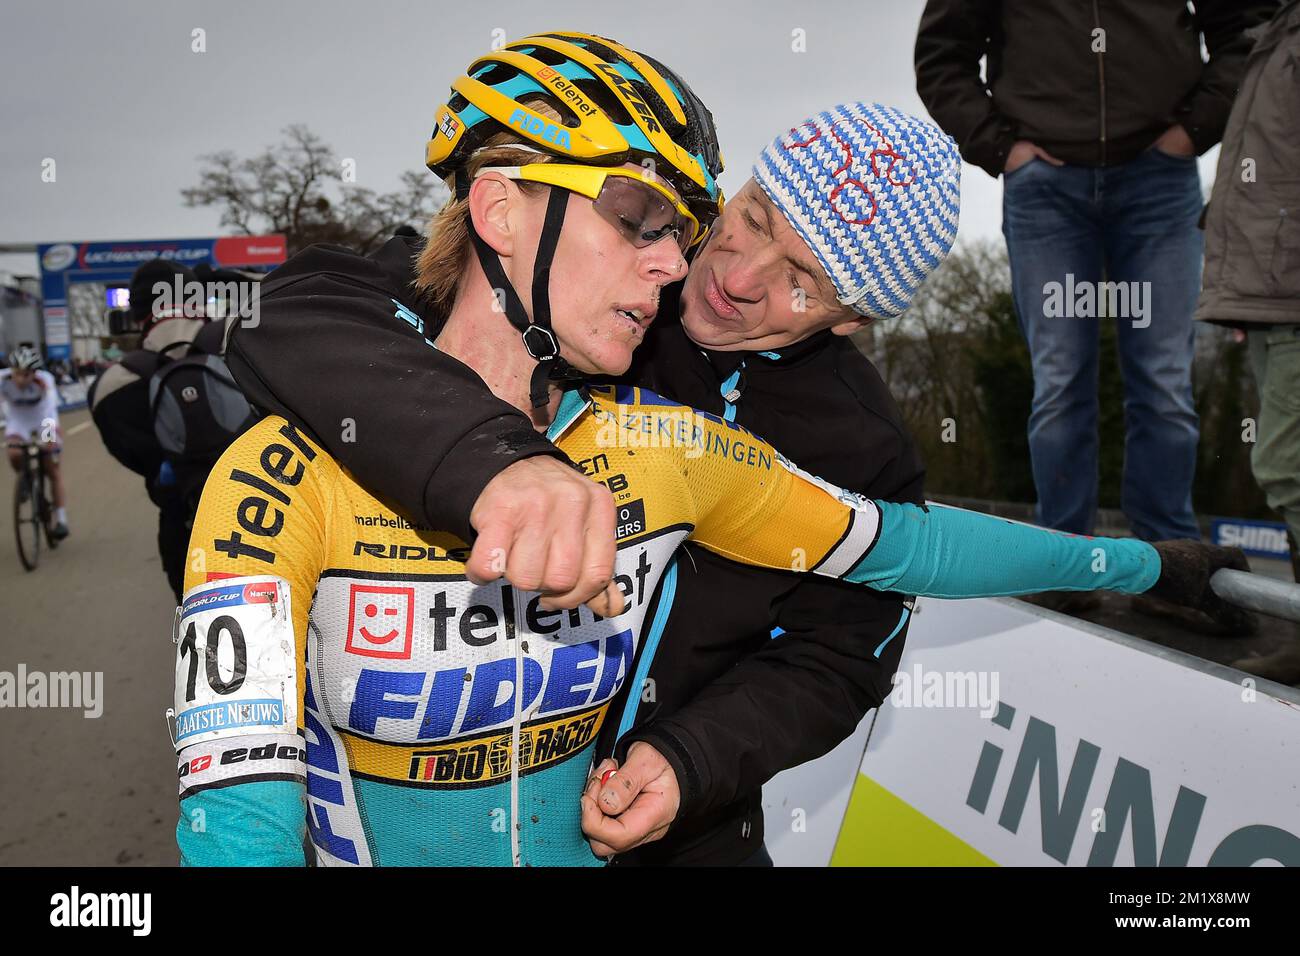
[753,103,961,318]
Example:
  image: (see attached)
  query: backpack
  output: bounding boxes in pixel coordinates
[149,351,258,468]
[113,330,258,514]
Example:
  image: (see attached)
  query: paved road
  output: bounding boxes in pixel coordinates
[0,408,178,865]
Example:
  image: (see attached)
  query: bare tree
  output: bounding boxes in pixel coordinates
[181,125,446,255]
[857,240,1014,496]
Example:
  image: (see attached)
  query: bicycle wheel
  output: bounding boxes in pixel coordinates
[13,470,40,571]
[38,467,60,549]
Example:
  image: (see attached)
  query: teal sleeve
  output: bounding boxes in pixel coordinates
[178,781,307,867]
[846,502,1161,598]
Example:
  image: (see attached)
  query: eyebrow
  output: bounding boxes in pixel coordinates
[750,189,836,301]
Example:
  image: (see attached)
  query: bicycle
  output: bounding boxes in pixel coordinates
[12,431,60,571]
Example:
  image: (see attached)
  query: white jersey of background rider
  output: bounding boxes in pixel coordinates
[0,369,61,440]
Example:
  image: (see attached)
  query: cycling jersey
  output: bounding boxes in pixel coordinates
[175,384,1161,867]
[1,369,60,445]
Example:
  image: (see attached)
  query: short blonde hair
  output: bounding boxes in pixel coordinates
[414,100,562,313]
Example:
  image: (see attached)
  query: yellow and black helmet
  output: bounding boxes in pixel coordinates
[426,31,724,230]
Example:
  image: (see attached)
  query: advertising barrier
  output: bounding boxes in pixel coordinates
[764,595,1300,867]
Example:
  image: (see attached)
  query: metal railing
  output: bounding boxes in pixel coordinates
[1211,569,1300,624]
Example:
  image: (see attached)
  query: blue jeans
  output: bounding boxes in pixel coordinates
[1001,148,1203,541]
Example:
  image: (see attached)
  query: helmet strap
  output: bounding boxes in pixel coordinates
[458,178,579,409]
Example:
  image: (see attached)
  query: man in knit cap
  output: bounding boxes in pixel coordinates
[226,101,960,866]
[223,98,1241,864]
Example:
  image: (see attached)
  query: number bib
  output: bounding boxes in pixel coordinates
[173,576,297,749]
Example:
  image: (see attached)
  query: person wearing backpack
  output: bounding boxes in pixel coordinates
[89,257,258,601]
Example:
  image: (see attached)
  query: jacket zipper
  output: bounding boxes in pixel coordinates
[1093,0,1107,166]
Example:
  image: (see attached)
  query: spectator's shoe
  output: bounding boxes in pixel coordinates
[49,522,70,541]
[1232,639,1300,686]
[1019,591,1103,616]
[1129,593,1247,636]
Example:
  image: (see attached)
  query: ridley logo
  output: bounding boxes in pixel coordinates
[345,584,415,659]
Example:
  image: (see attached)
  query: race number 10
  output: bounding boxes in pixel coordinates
[171,576,297,749]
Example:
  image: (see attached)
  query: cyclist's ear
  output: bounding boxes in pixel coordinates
[467,173,520,259]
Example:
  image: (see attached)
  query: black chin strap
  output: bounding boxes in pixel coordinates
[458,179,582,408]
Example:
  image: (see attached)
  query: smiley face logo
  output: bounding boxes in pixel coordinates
[344,584,415,659]
[360,603,399,643]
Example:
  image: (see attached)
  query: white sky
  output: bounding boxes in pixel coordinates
[0,0,1221,279]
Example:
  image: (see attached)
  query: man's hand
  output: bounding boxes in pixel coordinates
[1148,540,1255,633]
[1151,124,1196,157]
[580,742,681,859]
[466,456,624,615]
[1004,139,1065,174]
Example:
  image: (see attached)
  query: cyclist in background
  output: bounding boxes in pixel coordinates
[2,346,70,539]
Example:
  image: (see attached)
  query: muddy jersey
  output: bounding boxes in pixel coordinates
[173,385,1160,866]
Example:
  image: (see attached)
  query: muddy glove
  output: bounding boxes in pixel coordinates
[1147,540,1255,634]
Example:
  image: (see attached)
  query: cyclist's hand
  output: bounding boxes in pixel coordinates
[466,456,624,616]
[581,744,680,858]
[1148,540,1255,633]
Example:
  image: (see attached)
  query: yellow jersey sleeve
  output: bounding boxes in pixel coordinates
[184,415,335,731]
[684,417,881,577]
[576,386,880,578]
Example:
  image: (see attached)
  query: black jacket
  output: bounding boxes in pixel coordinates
[914,0,1278,176]
[606,318,923,864]
[226,236,924,865]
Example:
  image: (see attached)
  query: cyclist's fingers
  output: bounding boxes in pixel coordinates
[538,488,618,612]
[581,488,617,590]
[538,514,586,596]
[465,519,515,585]
[504,517,550,594]
[579,791,620,860]
[583,580,626,618]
